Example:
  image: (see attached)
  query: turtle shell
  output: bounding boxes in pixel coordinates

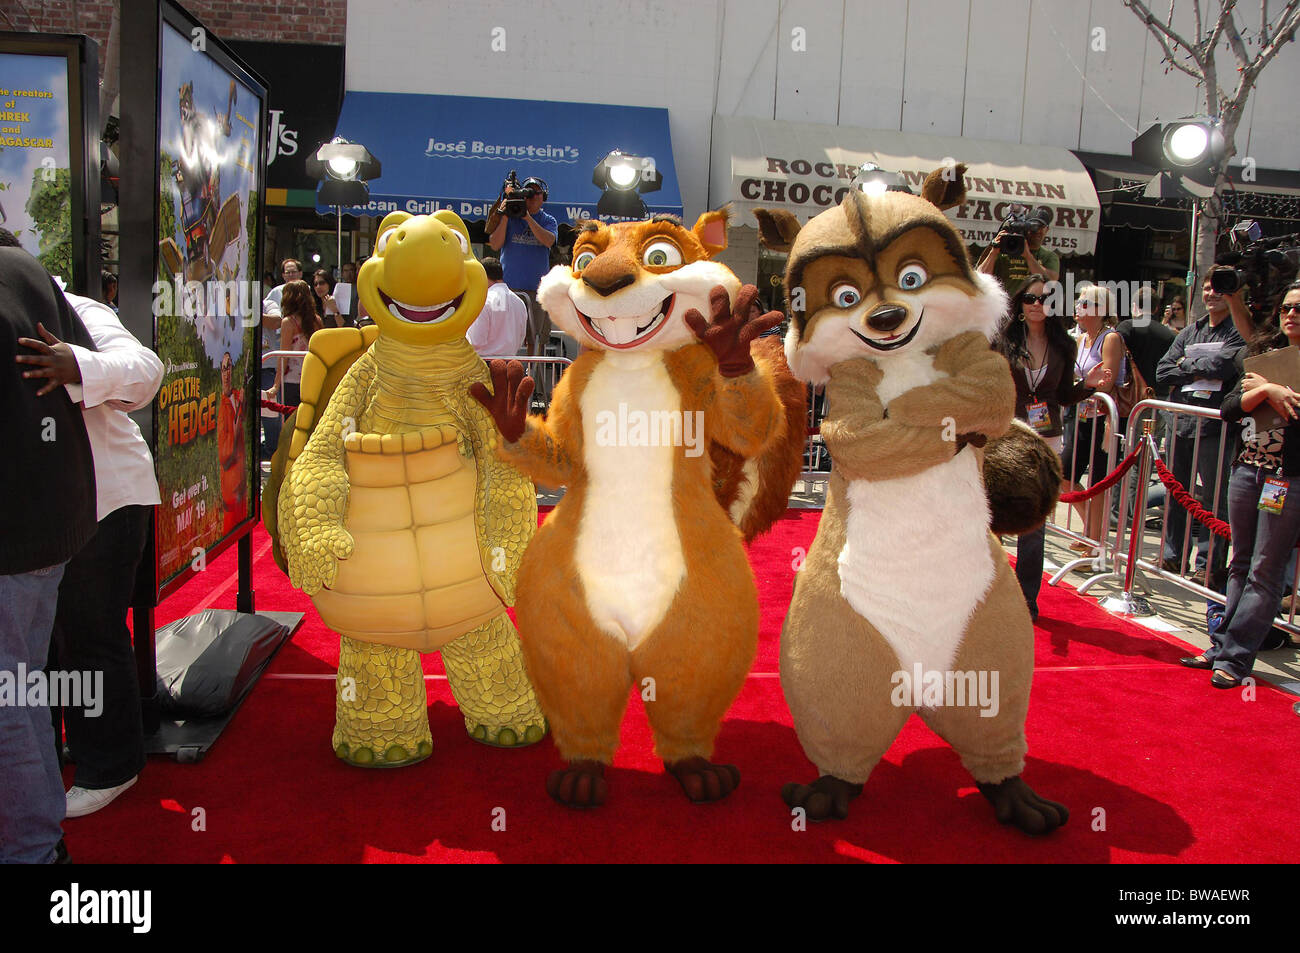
[263,325,379,574]
[311,424,504,652]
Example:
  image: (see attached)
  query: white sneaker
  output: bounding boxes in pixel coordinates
[65,776,138,818]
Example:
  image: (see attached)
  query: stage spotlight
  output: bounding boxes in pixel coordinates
[1131,117,1225,184]
[851,162,910,196]
[594,150,662,218]
[308,137,381,207]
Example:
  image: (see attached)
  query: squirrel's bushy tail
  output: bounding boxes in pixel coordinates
[710,335,807,542]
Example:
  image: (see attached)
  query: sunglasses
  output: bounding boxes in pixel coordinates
[1022,293,1049,304]
[1281,304,1300,314]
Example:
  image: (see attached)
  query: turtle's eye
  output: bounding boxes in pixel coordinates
[450,229,468,254]
[376,227,397,256]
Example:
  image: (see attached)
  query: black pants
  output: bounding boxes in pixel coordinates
[1015,523,1046,615]
[49,505,151,789]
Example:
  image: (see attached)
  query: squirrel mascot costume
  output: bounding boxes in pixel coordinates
[473,209,806,808]
[754,164,1069,835]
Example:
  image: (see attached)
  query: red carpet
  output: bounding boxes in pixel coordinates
[68,511,1300,863]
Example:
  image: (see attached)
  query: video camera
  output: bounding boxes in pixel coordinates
[498,170,547,219]
[1212,220,1300,323]
[997,205,1053,256]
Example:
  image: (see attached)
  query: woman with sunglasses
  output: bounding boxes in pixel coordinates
[313,269,343,328]
[1062,284,1127,551]
[1183,282,1300,687]
[996,277,1112,619]
[1162,295,1188,331]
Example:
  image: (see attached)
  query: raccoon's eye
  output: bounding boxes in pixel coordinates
[897,264,929,291]
[573,250,596,270]
[375,227,397,256]
[642,240,682,268]
[830,283,861,308]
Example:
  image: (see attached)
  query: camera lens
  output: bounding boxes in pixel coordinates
[1209,270,1240,294]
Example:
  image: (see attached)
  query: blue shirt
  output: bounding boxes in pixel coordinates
[502,210,557,293]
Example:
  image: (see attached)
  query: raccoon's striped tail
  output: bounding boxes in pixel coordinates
[710,335,807,542]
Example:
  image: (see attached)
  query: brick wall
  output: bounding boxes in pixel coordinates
[10,0,347,49]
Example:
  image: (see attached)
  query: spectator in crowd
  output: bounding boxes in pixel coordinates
[1163,293,1188,332]
[1156,270,1246,585]
[1112,286,1177,526]
[976,207,1060,293]
[261,258,303,317]
[313,269,344,327]
[101,271,118,313]
[340,261,357,285]
[1122,287,1176,398]
[273,280,321,412]
[996,276,1111,619]
[467,257,528,357]
[1062,283,1128,552]
[1183,281,1300,687]
[21,289,163,820]
[1,232,98,863]
[487,175,557,354]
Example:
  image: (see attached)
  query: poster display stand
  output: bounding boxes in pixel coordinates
[120,0,301,761]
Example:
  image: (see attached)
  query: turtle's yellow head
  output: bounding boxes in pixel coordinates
[359,211,488,346]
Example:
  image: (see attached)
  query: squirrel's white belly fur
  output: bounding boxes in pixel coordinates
[838,355,996,676]
[577,353,686,649]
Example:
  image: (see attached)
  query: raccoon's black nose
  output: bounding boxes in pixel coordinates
[582,272,635,297]
[867,305,907,333]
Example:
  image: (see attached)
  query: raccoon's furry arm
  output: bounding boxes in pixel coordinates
[885,331,1016,440]
[821,358,964,481]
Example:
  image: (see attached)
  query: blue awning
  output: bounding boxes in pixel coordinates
[319,92,682,224]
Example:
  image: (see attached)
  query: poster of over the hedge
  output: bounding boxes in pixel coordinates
[0,51,72,285]
[154,16,262,590]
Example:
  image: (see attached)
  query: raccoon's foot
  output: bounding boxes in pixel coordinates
[978,776,1069,835]
[781,775,863,821]
[666,757,741,803]
[546,759,608,808]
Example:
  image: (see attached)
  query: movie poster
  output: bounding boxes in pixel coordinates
[154,17,263,589]
[0,52,72,285]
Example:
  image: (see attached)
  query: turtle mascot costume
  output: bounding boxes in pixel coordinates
[264,210,546,767]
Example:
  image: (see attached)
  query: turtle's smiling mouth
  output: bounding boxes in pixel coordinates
[578,294,675,349]
[379,288,465,324]
[850,308,923,351]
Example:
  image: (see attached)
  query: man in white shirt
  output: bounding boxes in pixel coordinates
[16,289,164,820]
[261,257,302,317]
[467,257,528,357]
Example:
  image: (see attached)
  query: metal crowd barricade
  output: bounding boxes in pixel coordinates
[263,350,573,416]
[1100,398,1300,637]
[482,354,573,413]
[802,382,830,482]
[1046,391,1122,588]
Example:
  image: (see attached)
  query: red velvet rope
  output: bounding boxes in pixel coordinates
[1150,451,1233,540]
[1058,442,1144,503]
[261,398,296,416]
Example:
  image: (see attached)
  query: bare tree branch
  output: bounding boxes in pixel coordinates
[1243,3,1300,85]
[1125,0,1205,61]
[1193,0,1204,42]
[1263,0,1270,44]
[1224,14,1253,74]
[1126,0,1206,79]
[1207,0,1241,53]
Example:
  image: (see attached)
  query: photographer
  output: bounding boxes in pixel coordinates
[488,173,557,354]
[976,206,1059,292]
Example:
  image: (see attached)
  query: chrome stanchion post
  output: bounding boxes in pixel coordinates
[1102,420,1155,616]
